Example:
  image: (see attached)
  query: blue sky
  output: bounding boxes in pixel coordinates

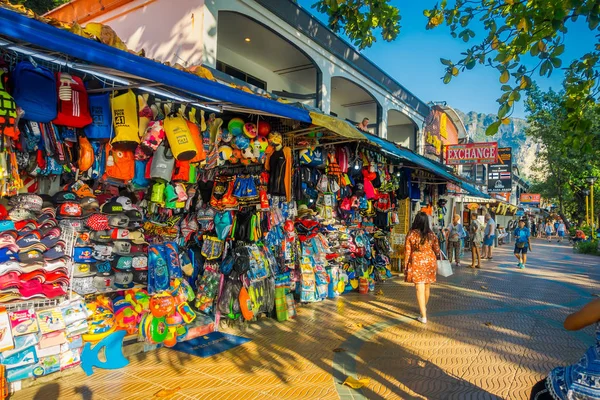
[297,0,595,119]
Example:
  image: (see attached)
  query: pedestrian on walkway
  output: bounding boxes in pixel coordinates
[530,298,600,400]
[537,220,544,239]
[514,218,530,269]
[469,214,483,269]
[557,219,566,243]
[404,212,441,324]
[482,213,496,260]
[447,214,463,268]
[545,222,553,242]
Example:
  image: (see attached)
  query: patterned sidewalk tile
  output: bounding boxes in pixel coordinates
[11,241,597,400]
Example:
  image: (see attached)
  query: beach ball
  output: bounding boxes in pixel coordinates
[256,137,268,152]
[257,121,271,137]
[234,135,250,150]
[219,145,233,161]
[243,123,258,139]
[221,129,232,143]
[230,149,242,164]
[228,118,244,137]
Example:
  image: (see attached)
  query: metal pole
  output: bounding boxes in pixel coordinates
[586,195,589,226]
[592,184,595,236]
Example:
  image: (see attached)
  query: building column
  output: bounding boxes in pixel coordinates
[318,68,332,114]
[378,105,387,139]
[202,0,219,68]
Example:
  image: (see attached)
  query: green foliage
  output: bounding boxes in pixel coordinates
[524,84,600,221]
[14,0,68,15]
[311,0,401,49]
[574,240,599,255]
[423,0,600,141]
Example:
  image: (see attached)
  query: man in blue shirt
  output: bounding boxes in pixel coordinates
[514,219,530,269]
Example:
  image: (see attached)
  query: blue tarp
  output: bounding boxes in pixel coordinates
[0,8,312,123]
[364,133,490,199]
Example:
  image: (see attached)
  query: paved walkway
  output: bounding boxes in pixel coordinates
[12,240,598,400]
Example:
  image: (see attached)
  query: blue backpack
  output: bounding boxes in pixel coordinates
[85,93,112,140]
[132,159,150,188]
[12,62,57,123]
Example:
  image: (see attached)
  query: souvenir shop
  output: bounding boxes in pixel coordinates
[0,4,487,389]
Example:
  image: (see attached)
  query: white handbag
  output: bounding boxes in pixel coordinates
[437,251,454,277]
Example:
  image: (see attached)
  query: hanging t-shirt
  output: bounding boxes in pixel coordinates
[267,148,287,197]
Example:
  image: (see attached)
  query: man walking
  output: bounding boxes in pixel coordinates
[557,219,566,243]
[482,213,496,260]
[514,218,530,269]
[447,214,463,267]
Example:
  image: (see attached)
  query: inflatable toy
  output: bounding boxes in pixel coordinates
[257,121,271,137]
[228,118,244,136]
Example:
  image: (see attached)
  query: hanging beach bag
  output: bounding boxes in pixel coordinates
[0,65,17,140]
[103,144,134,182]
[110,90,139,150]
[53,73,92,128]
[172,159,191,182]
[12,61,57,123]
[140,120,165,155]
[149,142,175,182]
[132,159,150,188]
[164,115,197,161]
[201,236,224,260]
[85,92,112,140]
[188,120,206,163]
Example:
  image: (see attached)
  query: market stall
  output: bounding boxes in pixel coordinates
[0,3,494,390]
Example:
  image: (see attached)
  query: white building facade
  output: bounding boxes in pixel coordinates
[48,0,430,150]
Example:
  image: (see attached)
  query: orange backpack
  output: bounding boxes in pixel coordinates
[103,144,134,182]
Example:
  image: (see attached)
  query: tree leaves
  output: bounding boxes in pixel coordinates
[312,0,401,49]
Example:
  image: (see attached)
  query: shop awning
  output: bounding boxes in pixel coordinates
[364,133,491,199]
[0,7,312,123]
[309,112,367,141]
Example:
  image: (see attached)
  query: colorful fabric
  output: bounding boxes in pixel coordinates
[548,323,600,400]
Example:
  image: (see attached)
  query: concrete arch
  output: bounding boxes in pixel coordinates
[387,108,419,150]
[215,10,323,108]
[330,75,382,134]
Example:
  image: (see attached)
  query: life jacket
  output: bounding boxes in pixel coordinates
[163,115,197,161]
[53,73,92,128]
[103,144,135,182]
[0,65,17,140]
[110,90,139,150]
[85,92,112,140]
[149,142,175,182]
[171,159,191,182]
[11,61,57,123]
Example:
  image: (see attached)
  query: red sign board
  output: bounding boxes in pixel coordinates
[445,142,498,165]
[520,193,541,204]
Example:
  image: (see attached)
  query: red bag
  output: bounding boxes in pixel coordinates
[172,159,191,182]
[53,73,92,128]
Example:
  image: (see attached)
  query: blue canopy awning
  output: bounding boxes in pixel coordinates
[364,133,490,199]
[0,8,312,123]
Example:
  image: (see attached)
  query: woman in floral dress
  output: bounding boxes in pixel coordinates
[404,212,440,324]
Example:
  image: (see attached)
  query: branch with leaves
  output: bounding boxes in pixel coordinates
[425,0,600,140]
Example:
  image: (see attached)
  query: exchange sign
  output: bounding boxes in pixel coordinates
[487,147,512,193]
[445,142,498,165]
[520,193,541,206]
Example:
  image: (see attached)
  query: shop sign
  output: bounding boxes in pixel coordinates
[520,193,541,206]
[425,131,442,156]
[447,183,466,194]
[487,147,512,193]
[467,203,480,210]
[445,142,498,165]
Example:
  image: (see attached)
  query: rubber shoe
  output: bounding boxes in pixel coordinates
[517,262,523,268]
[520,264,525,269]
